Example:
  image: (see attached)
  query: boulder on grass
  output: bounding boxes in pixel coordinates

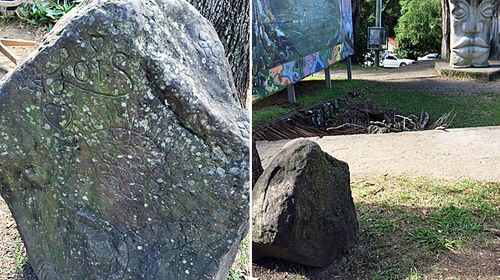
[252,139,358,267]
[0,0,249,279]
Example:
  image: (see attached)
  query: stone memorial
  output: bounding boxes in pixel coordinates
[252,139,358,267]
[0,0,249,279]
[449,0,496,67]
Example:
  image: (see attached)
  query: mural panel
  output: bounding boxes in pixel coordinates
[252,0,354,97]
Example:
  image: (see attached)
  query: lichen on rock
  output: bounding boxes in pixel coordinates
[252,139,358,267]
[0,0,249,279]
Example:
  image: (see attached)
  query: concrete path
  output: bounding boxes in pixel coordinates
[256,126,500,182]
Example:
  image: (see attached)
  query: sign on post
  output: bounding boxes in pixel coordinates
[367,27,387,50]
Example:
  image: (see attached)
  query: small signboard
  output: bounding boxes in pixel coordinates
[367,27,387,50]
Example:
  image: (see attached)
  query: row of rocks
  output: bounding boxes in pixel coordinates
[253,91,362,141]
[301,91,361,128]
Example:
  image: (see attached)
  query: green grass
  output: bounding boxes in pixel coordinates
[13,241,28,268]
[252,79,500,128]
[350,177,499,279]
[363,82,500,128]
[0,14,16,23]
[226,235,249,280]
[252,79,367,125]
[407,206,484,251]
[255,177,499,279]
[226,268,240,280]
[298,79,366,108]
[252,105,293,125]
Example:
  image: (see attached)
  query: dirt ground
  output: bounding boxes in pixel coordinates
[253,240,500,280]
[0,21,45,80]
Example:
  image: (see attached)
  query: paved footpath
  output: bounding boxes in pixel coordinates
[257,126,500,182]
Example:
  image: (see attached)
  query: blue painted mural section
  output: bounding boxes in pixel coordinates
[253,0,354,97]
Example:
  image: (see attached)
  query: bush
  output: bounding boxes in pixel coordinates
[395,0,442,59]
[16,0,80,30]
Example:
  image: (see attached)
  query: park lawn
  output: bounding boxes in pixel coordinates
[253,176,500,280]
[252,79,500,128]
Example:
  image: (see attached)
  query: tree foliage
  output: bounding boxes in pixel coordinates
[395,0,442,59]
[353,0,401,64]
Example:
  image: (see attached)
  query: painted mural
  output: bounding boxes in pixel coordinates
[253,0,354,97]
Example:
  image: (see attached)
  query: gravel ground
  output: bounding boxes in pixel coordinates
[0,197,36,279]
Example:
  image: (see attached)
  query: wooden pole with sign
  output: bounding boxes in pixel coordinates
[374,0,382,68]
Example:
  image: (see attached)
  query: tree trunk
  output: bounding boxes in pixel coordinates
[187,0,249,108]
[441,0,450,60]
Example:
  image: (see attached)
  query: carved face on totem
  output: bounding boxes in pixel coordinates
[450,0,495,67]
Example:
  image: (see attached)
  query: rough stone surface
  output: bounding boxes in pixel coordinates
[252,139,358,268]
[186,0,250,106]
[0,0,249,279]
[252,140,263,187]
[252,139,358,267]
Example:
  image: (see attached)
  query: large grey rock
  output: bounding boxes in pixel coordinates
[252,139,358,268]
[0,0,249,279]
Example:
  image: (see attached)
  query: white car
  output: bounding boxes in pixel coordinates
[418,53,441,61]
[381,55,415,68]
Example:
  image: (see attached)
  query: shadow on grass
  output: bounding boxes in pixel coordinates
[253,178,499,280]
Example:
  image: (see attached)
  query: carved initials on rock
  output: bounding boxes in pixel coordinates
[40,34,136,131]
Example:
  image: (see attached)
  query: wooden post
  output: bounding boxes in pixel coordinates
[325,66,332,88]
[0,38,36,47]
[375,0,382,68]
[287,85,296,103]
[347,56,353,81]
[0,38,36,64]
[0,41,17,64]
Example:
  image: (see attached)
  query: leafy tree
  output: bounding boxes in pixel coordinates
[353,0,401,64]
[395,0,442,59]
